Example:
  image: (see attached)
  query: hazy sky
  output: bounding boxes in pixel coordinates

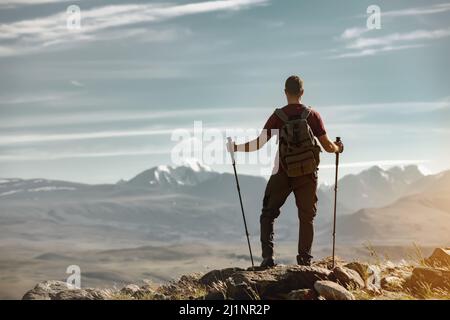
[0,0,449,184]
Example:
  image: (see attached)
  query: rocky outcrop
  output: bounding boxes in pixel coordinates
[22,248,450,300]
[425,248,450,268]
[409,267,450,292]
[314,281,355,300]
[287,289,318,300]
[381,276,405,292]
[344,261,381,292]
[201,265,331,299]
[331,266,365,289]
[22,281,115,300]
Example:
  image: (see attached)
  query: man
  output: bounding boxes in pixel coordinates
[227,75,343,267]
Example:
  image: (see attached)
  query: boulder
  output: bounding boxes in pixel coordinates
[287,289,318,300]
[425,248,450,268]
[345,262,381,291]
[225,278,258,300]
[22,280,76,300]
[152,293,168,300]
[22,280,115,300]
[228,265,331,299]
[409,267,450,291]
[204,289,226,300]
[54,288,114,300]
[314,280,355,300]
[199,267,244,286]
[120,284,141,296]
[331,266,365,289]
[134,284,157,298]
[199,265,330,299]
[380,276,405,292]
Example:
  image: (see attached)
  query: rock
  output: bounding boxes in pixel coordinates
[22,280,76,300]
[331,266,365,289]
[134,284,156,299]
[228,265,331,299]
[199,267,244,286]
[54,288,114,300]
[425,248,450,268]
[225,278,258,300]
[345,262,370,280]
[409,267,450,291]
[204,289,226,300]
[152,293,168,300]
[287,289,318,300]
[380,276,405,292]
[199,265,330,299]
[314,280,355,300]
[120,284,141,296]
[22,280,115,300]
[345,262,381,291]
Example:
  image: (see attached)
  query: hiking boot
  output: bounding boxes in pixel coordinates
[260,257,276,268]
[296,254,312,266]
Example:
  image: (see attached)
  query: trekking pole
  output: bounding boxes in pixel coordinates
[227,137,255,268]
[332,137,341,269]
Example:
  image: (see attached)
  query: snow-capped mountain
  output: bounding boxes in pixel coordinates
[0,164,447,247]
[126,161,219,188]
[321,165,426,212]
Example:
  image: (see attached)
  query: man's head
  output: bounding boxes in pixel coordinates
[284,75,304,100]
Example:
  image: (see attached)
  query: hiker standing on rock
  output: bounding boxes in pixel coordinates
[227,75,344,268]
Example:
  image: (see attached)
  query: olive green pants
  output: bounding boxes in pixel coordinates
[260,170,318,260]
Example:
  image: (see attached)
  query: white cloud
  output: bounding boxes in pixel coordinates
[382,3,450,18]
[0,0,269,57]
[0,149,170,162]
[333,27,450,59]
[331,44,425,59]
[340,27,370,40]
[0,0,72,8]
[348,28,450,50]
[70,80,84,87]
[0,92,72,104]
[0,128,176,145]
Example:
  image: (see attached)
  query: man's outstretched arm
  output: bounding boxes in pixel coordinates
[318,134,344,153]
[231,130,272,152]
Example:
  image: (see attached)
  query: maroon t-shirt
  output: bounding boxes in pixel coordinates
[263,104,327,138]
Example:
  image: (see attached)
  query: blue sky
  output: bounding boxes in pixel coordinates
[0,0,449,184]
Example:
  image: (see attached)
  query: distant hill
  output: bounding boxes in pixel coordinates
[0,163,447,246]
[335,170,450,245]
[321,165,425,212]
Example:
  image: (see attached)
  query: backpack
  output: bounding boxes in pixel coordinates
[274,106,321,177]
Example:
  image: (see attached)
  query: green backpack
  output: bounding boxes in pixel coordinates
[274,106,322,177]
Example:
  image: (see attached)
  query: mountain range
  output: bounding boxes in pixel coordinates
[1,162,448,247]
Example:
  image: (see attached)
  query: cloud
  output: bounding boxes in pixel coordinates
[0,92,73,105]
[0,128,177,145]
[70,80,84,87]
[330,44,425,59]
[339,27,371,40]
[382,3,450,18]
[0,0,269,57]
[0,0,72,8]
[348,28,450,50]
[336,2,450,59]
[0,149,170,162]
[334,27,450,59]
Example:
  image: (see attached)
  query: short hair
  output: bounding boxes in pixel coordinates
[285,75,304,96]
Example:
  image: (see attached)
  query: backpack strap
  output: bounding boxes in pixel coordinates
[274,108,289,123]
[301,106,312,120]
